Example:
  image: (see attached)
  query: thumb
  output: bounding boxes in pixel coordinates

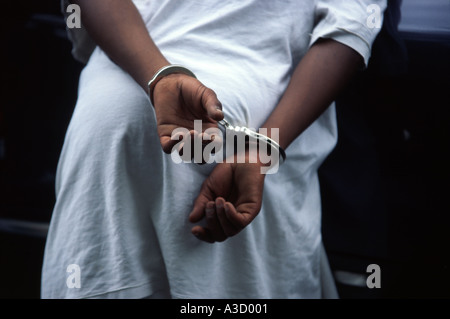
[189,182,214,223]
[189,163,233,223]
[180,76,224,121]
[200,87,224,121]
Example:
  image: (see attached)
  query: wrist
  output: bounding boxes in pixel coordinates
[219,119,286,174]
[223,143,276,176]
[225,147,266,165]
[147,64,197,105]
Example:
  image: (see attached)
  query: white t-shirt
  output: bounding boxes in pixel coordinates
[42,0,385,298]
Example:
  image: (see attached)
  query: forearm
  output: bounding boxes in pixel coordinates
[262,39,363,150]
[72,0,169,91]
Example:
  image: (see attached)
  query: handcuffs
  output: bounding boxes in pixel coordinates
[218,118,286,165]
[148,64,286,165]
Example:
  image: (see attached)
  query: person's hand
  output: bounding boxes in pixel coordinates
[189,150,266,243]
[152,73,224,156]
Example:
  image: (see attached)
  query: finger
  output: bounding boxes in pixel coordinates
[189,163,233,223]
[209,133,223,155]
[160,135,182,154]
[191,225,215,243]
[189,196,208,223]
[189,185,214,223]
[224,201,253,231]
[200,87,224,121]
[191,201,217,243]
[215,197,239,237]
[200,132,212,145]
[171,130,185,141]
[177,142,185,157]
[205,202,227,242]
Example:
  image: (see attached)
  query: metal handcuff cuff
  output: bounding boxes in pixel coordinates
[148,65,286,165]
[217,119,286,165]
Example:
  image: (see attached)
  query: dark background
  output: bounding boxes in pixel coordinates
[0,1,449,298]
[320,0,450,298]
[0,1,83,298]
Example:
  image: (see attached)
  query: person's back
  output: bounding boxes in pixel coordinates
[42,0,386,298]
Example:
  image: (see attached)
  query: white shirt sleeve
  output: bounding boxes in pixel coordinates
[310,0,387,66]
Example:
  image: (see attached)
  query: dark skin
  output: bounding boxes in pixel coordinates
[190,39,362,242]
[73,0,363,243]
[189,149,267,243]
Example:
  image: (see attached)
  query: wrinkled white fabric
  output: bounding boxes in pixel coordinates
[42,0,385,299]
